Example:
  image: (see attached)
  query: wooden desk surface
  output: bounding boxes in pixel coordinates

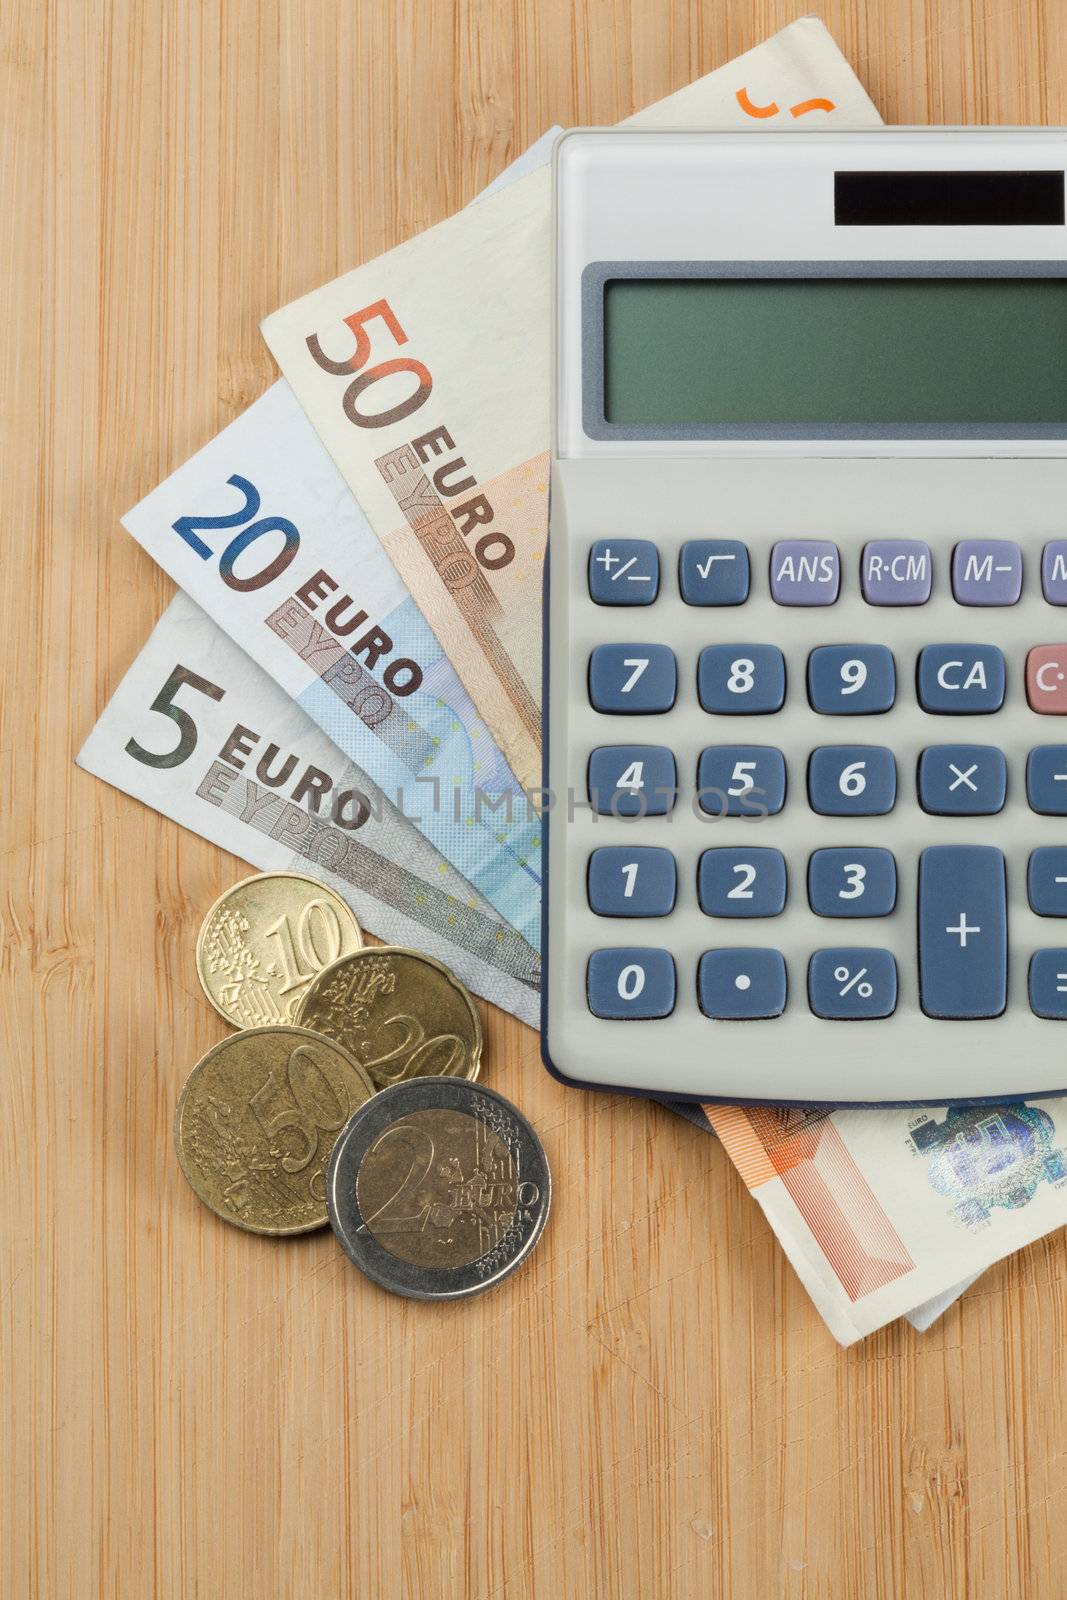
[5,3,1067,1595]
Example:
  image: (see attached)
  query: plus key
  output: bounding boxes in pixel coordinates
[918,845,1007,1019]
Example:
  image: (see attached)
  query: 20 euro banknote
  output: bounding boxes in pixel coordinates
[120,135,563,948]
[77,589,541,1026]
[261,19,881,789]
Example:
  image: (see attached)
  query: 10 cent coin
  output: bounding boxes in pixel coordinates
[196,871,363,1028]
[295,946,482,1091]
[326,1077,550,1299]
[174,1025,376,1235]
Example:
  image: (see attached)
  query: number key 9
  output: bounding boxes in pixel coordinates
[807,645,896,715]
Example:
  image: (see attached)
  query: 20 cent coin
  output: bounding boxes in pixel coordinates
[295,946,482,1091]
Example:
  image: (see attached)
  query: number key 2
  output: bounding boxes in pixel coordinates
[698,848,787,917]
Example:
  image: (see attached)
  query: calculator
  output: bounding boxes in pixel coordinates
[542,126,1067,1106]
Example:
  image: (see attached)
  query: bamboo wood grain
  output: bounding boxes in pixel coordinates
[3,2,1067,1595]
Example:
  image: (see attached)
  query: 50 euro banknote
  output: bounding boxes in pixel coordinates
[77,589,541,1026]
[260,18,881,789]
[703,1099,1066,1343]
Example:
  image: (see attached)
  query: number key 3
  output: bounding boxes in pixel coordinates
[808,848,897,917]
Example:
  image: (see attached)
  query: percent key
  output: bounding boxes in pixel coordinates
[808,948,898,1020]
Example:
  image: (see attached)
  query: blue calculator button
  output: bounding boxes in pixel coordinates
[588,540,660,605]
[807,644,896,715]
[861,540,933,606]
[587,948,676,1019]
[808,948,898,1020]
[918,845,1007,1019]
[918,744,1007,816]
[1028,950,1067,1018]
[1041,542,1067,604]
[1026,745,1067,813]
[1027,848,1067,916]
[807,746,896,816]
[697,645,785,714]
[589,644,676,713]
[769,541,840,606]
[698,848,787,917]
[588,746,676,816]
[808,848,897,917]
[698,949,787,1019]
[679,540,749,606]
[917,644,1006,714]
[951,540,1023,605]
[588,847,677,917]
[697,746,786,817]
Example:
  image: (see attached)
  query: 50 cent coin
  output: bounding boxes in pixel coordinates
[174,1025,376,1235]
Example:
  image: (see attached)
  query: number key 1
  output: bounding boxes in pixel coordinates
[588,847,677,917]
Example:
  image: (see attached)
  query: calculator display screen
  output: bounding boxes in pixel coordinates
[602,277,1067,427]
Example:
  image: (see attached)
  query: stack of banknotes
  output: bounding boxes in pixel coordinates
[78,17,1067,1344]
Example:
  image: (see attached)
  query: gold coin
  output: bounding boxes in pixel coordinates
[196,871,363,1028]
[174,1025,376,1235]
[295,946,483,1091]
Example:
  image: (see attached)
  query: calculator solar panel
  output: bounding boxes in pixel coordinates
[543,128,1067,1105]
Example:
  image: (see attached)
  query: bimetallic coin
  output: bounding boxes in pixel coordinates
[174,1025,376,1235]
[196,871,362,1028]
[295,946,482,1091]
[326,1077,550,1299]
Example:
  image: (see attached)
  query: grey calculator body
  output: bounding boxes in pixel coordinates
[543,127,1067,1105]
